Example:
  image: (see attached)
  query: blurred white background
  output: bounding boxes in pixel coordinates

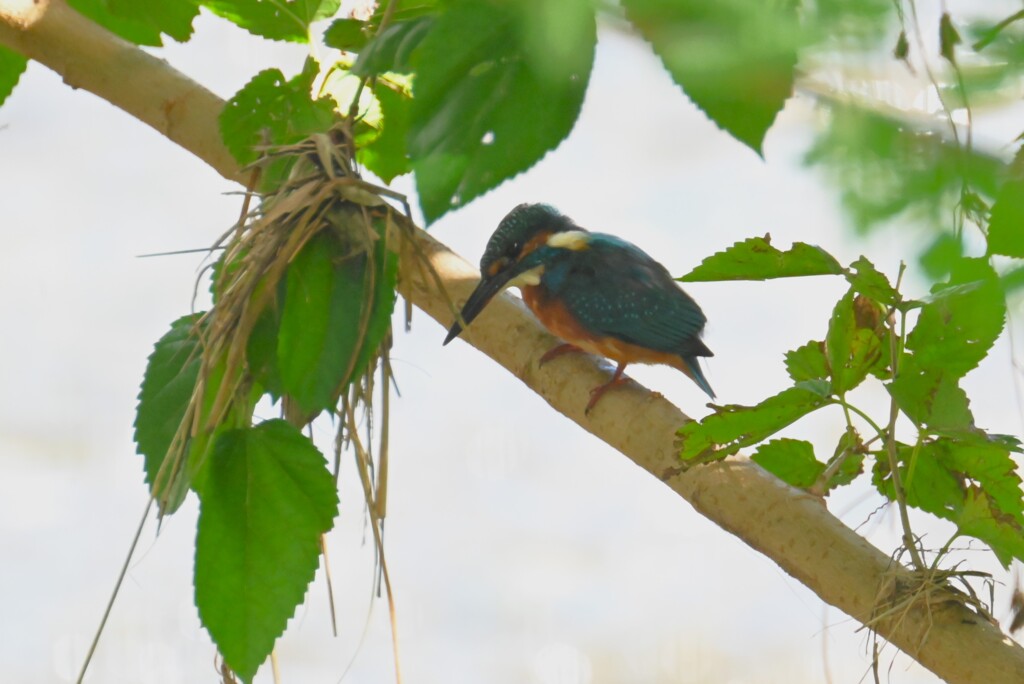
[1,7,1022,684]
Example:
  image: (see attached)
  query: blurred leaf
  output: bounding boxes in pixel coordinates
[67,0,164,45]
[323,17,369,51]
[134,314,204,514]
[201,0,340,42]
[939,13,962,64]
[906,258,1005,378]
[195,420,338,682]
[785,340,828,383]
[989,177,1024,258]
[106,0,199,42]
[0,46,27,107]
[679,236,843,282]
[353,16,434,76]
[826,290,881,393]
[623,0,801,155]
[805,106,1003,235]
[752,438,823,488]
[678,386,830,462]
[219,63,338,189]
[409,0,595,222]
[920,232,964,280]
[894,30,909,60]
[359,81,412,182]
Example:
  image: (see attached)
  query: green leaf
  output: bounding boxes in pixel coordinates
[919,232,964,280]
[825,427,865,491]
[906,258,1005,379]
[826,290,881,393]
[939,12,961,64]
[784,340,828,383]
[323,17,369,51]
[359,81,412,182]
[873,441,965,520]
[353,16,434,76]
[409,0,595,222]
[887,362,974,431]
[679,236,843,282]
[277,216,395,415]
[134,314,204,514]
[195,420,339,682]
[988,177,1024,258]
[219,64,338,189]
[622,0,801,155]
[678,386,830,462]
[201,0,340,42]
[751,438,823,488]
[845,256,900,305]
[959,488,1024,567]
[943,433,1024,520]
[67,0,164,45]
[107,0,199,42]
[0,46,27,107]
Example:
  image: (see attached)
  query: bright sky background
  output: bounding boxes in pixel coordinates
[1,6,1022,684]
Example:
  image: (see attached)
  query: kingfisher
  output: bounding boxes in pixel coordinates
[444,203,714,413]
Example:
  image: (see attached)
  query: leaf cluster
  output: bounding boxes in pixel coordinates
[679,238,1024,568]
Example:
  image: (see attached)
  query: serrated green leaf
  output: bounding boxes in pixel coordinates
[67,0,164,45]
[219,64,338,189]
[751,438,823,488]
[906,258,1005,379]
[920,233,964,280]
[845,256,899,305]
[195,420,339,682]
[353,16,434,76]
[201,0,340,42]
[622,0,801,155]
[785,340,828,382]
[679,236,843,282]
[887,361,973,430]
[826,290,881,393]
[359,81,412,182]
[0,46,27,107]
[409,0,594,222]
[988,177,1024,258]
[134,314,204,514]
[678,386,830,462]
[873,441,965,520]
[107,0,199,42]
[323,17,369,51]
[959,487,1024,567]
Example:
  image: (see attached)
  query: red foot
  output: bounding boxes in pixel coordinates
[585,362,629,414]
[539,343,584,366]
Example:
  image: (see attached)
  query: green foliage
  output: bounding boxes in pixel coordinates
[988,177,1024,258]
[219,61,338,188]
[134,314,205,514]
[622,0,800,155]
[195,419,339,683]
[0,46,27,107]
[677,241,1024,568]
[202,0,340,42]
[679,236,843,281]
[277,219,396,416]
[408,0,595,222]
[66,0,166,45]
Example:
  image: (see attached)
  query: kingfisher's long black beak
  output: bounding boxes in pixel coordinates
[443,269,516,345]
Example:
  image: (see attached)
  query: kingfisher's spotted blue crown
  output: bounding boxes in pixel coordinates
[444,203,714,413]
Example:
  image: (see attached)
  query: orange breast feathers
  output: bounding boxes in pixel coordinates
[520,285,692,375]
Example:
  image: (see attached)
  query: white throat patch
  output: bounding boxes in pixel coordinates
[507,264,545,288]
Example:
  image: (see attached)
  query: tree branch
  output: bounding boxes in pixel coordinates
[3,2,1022,682]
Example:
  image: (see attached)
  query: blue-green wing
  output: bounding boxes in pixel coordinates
[543,233,712,357]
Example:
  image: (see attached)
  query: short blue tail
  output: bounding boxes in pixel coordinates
[682,356,716,399]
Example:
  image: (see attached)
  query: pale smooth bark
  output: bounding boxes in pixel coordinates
[3,2,1022,681]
